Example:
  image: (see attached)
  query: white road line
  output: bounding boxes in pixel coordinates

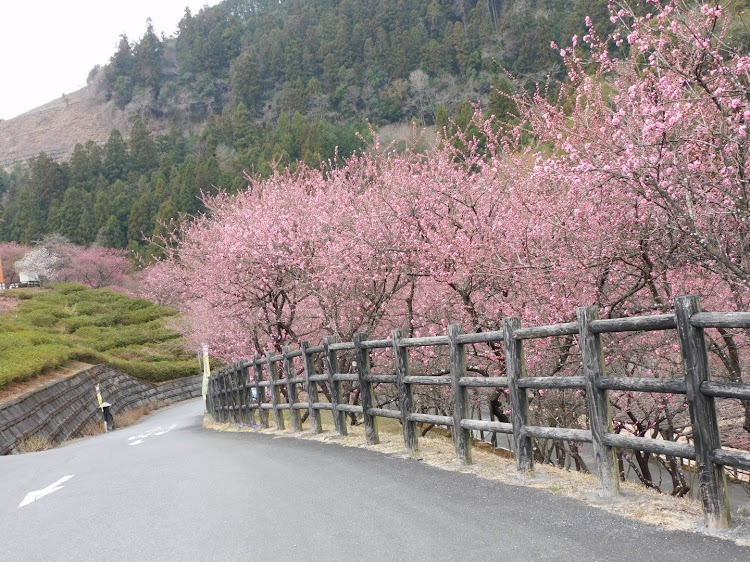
[18,475,74,508]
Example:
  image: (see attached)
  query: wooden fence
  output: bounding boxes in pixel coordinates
[208,295,750,530]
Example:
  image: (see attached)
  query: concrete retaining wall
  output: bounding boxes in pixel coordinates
[0,365,202,455]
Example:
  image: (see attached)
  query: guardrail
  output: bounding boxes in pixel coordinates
[208,295,750,530]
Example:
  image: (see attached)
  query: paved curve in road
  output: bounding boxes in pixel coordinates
[1,399,749,561]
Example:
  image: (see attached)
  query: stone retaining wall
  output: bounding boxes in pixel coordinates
[0,365,202,455]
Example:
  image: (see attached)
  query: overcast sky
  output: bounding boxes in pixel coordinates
[0,1,222,120]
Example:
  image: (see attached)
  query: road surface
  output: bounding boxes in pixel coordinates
[1,399,749,561]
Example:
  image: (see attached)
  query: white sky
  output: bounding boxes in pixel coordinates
[0,1,222,120]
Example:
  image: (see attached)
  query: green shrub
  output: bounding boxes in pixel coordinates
[48,282,88,294]
[66,288,124,306]
[116,306,176,325]
[0,284,192,389]
[0,345,75,388]
[11,290,36,300]
[60,314,117,332]
[104,358,198,382]
[72,301,112,316]
[21,311,60,328]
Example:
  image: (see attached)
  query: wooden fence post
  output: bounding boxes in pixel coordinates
[354,333,379,445]
[216,370,223,421]
[324,336,347,436]
[220,371,228,422]
[577,306,620,497]
[241,361,253,426]
[675,295,731,529]
[266,353,285,430]
[234,363,244,424]
[503,317,534,477]
[449,324,472,465]
[283,347,302,431]
[301,341,322,433]
[208,377,215,419]
[253,355,268,428]
[217,371,225,422]
[224,370,232,423]
[392,328,418,452]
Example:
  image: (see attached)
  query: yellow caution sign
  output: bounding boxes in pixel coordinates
[95,384,107,433]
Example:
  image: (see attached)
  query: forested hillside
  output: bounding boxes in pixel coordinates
[0,0,615,255]
[3,0,748,256]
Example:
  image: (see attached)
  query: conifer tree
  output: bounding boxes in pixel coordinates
[129,118,158,175]
[103,129,129,182]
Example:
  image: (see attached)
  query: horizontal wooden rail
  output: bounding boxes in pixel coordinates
[514,322,578,340]
[521,426,592,442]
[711,449,750,471]
[454,330,504,345]
[700,381,750,400]
[402,376,451,385]
[401,335,450,347]
[517,376,585,390]
[332,373,359,382]
[359,338,392,349]
[336,404,363,414]
[460,419,513,434]
[458,377,509,388]
[602,434,696,460]
[328,342,355,351]
[312,402,334,411]
[589,314,676,333]
[365,374,398,384]
[407,413,454,426]
[596,377,687,394]
[368,408,401,420]
[691,312,750,329]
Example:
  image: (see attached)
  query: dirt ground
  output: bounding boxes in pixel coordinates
[0,294,18,313]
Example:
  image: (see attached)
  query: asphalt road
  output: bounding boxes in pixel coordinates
[1,399,749,561]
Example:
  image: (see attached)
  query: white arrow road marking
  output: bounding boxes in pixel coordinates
[128,424,177,445]
[153,424,177,436]
[18,475,74,508]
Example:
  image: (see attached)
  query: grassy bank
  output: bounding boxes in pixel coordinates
[0,283,197,389]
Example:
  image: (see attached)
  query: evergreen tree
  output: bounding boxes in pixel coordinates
[129,118,158,175]
[231,51,263,111]
[29,153,66,215]
[97,215,128,249]
[75,209,96,245]
[58,188,89,242]
[127,191,155,243]
[233,102,257,151]
[104,34,134,99]
[134,19,163,95]
[103,129,129,182]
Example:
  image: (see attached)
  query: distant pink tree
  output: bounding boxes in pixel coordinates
[0,242,29,286]
[54,246,131,289]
